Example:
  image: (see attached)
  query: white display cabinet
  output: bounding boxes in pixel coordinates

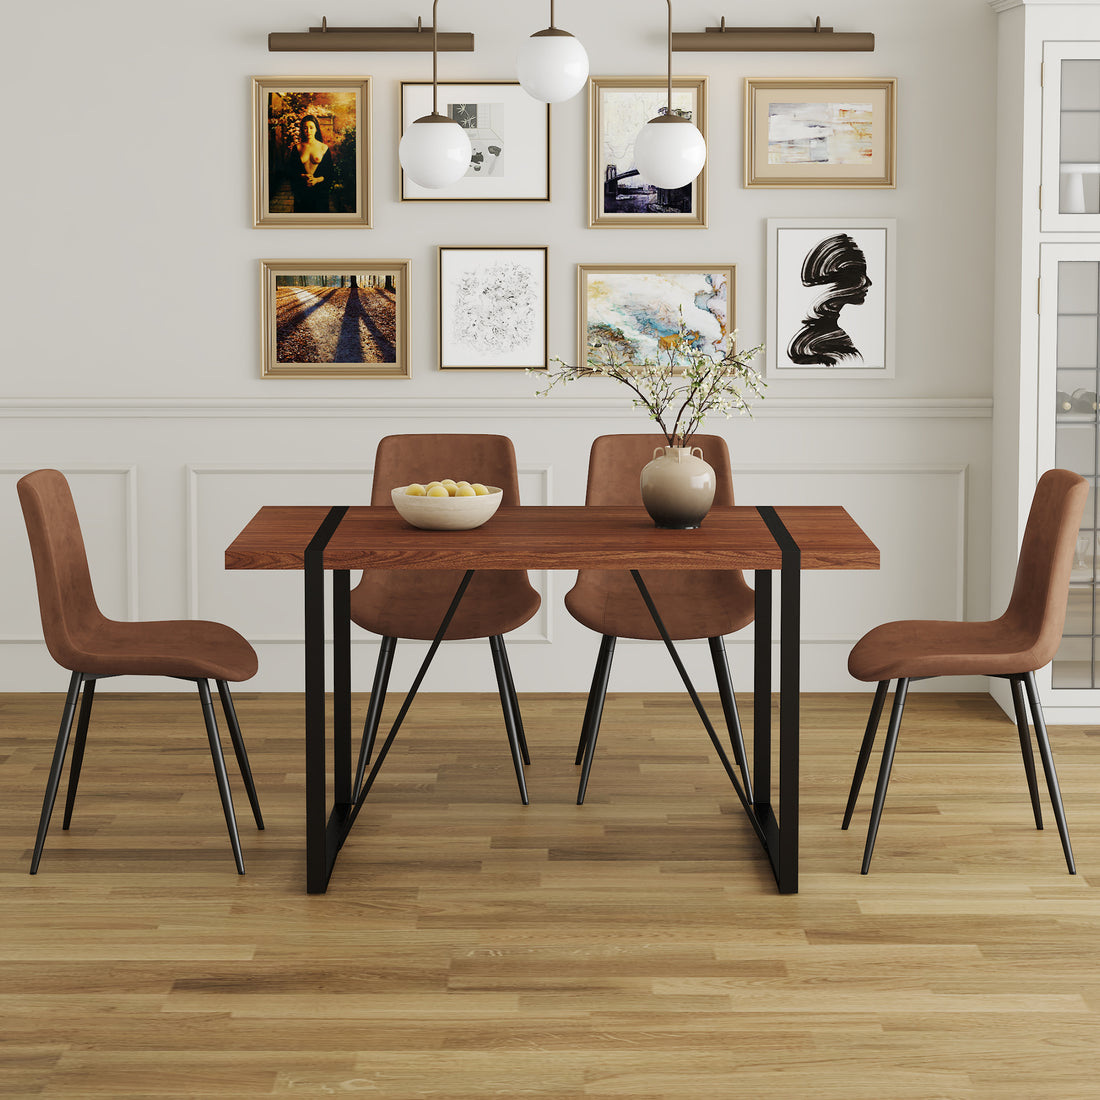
[991,1,1100,720]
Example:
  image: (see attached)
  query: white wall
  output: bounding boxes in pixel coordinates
[0,0,996,693]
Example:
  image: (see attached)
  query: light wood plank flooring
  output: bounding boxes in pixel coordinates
[1,690,1099,1099]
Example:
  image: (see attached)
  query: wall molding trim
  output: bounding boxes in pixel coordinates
[1,396,994,421]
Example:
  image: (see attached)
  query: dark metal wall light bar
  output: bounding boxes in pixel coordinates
[269,16,474,52]
[672,16,873,53]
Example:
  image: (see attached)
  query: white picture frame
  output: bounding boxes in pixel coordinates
[766,218,896,379]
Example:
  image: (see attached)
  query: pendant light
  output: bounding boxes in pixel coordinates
[633,0,706,191]
[398,0,472,188]
[517,0,589,103]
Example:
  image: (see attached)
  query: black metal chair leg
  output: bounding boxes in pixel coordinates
[488,635,529,805]
[496,637,530,766]
[354,635,397,798]
[576,635,616,766]
[1009,675,1043,830]
[1023,671,1075,874]
[30,670,83,874]
[843,680,890,830]
[708,636,753,803]
[576,636,617,805]
[861,677,909,874]
[216,680,264,830]
[197,679,245,874]
[62,677,96,830]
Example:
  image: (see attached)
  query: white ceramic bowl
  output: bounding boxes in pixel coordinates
[390,485,503,530]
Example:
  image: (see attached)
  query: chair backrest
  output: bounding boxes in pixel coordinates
[1004,468,1090,666]
[583,434,736,507]
[370,434,523,506]
[17,469,107,671]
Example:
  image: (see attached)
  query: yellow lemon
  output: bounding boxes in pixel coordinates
[456,480,472,491]
[425,480,444,491]
[404,483,427,497]
[471,483,489,496]
[455,484,476,497]
[440,478,458,496]
[426,485,450,498]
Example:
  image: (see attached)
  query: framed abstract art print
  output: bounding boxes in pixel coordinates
[745,78,896,188]
[438,246,548,370]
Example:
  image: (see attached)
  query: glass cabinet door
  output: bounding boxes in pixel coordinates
[1042,42,1100,231]
[1039,245,1100,692]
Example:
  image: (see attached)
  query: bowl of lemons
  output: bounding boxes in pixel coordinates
[390,479,503,530]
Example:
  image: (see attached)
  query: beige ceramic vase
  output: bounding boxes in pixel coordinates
[639,444,716,529]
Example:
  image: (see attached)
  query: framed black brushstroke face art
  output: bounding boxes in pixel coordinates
[766,218,896,379]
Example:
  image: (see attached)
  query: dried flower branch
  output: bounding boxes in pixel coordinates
[531,311,764,447]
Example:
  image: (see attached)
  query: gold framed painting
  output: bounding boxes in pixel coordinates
[577,263,735,369]
[260,260,411,379]
[744,77,896,188]
[588,77,707,228]
[252,77,371,227]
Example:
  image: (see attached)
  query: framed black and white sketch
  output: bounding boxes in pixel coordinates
[588,76,707,228]
[438,246,548,370]
[400,82,550,201]
[766,219,895,379]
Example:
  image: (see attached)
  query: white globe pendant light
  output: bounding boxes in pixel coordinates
[398,0,472,188]
[517,2,589,103]
[632,0,706,191]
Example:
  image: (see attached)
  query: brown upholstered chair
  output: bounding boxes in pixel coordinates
[349,434,541,803]
[17,469,263,875]
[843,468,1088,875]
[564,434,755,803]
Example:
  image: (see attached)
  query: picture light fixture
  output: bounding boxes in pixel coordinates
[268,16,474,53]
[672,16,874,53]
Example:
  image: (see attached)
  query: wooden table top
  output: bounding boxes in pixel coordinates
[225,505,879,573]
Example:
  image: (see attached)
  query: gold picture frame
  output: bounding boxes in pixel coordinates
[260,260,410,379]
[438,246,549,371]
[744,77,896,189]
[588,76,707,228]
[577,263,735,369]
[252,77,371,227]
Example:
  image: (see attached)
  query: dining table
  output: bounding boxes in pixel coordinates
[225,503,879,894]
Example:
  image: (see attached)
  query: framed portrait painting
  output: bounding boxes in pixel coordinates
[252,77,371,227]
[745,77,896,188]
[766,219,896,379]
[260,259,411,379]
[589,77,707,228]
[578,264,735,368]
[438,247,548,370]
[400,82,550,201]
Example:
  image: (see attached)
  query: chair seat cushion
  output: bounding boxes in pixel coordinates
[848,617,1044,682]
[73,619,258,682]
[350,570,541,641]
[565,569,755,641]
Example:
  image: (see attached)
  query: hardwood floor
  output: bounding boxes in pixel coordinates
[1,690,1098,1098]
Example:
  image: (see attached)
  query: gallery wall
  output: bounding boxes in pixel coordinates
[0,0,996,693]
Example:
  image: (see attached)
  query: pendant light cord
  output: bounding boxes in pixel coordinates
[665,0,672,115]
[432,0,440,115]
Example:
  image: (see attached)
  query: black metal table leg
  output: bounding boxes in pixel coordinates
[333,568,352,807]
[305,507,348,895]
[756,506,802,894]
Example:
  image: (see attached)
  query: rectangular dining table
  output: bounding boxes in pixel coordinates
[225,504,879,894]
